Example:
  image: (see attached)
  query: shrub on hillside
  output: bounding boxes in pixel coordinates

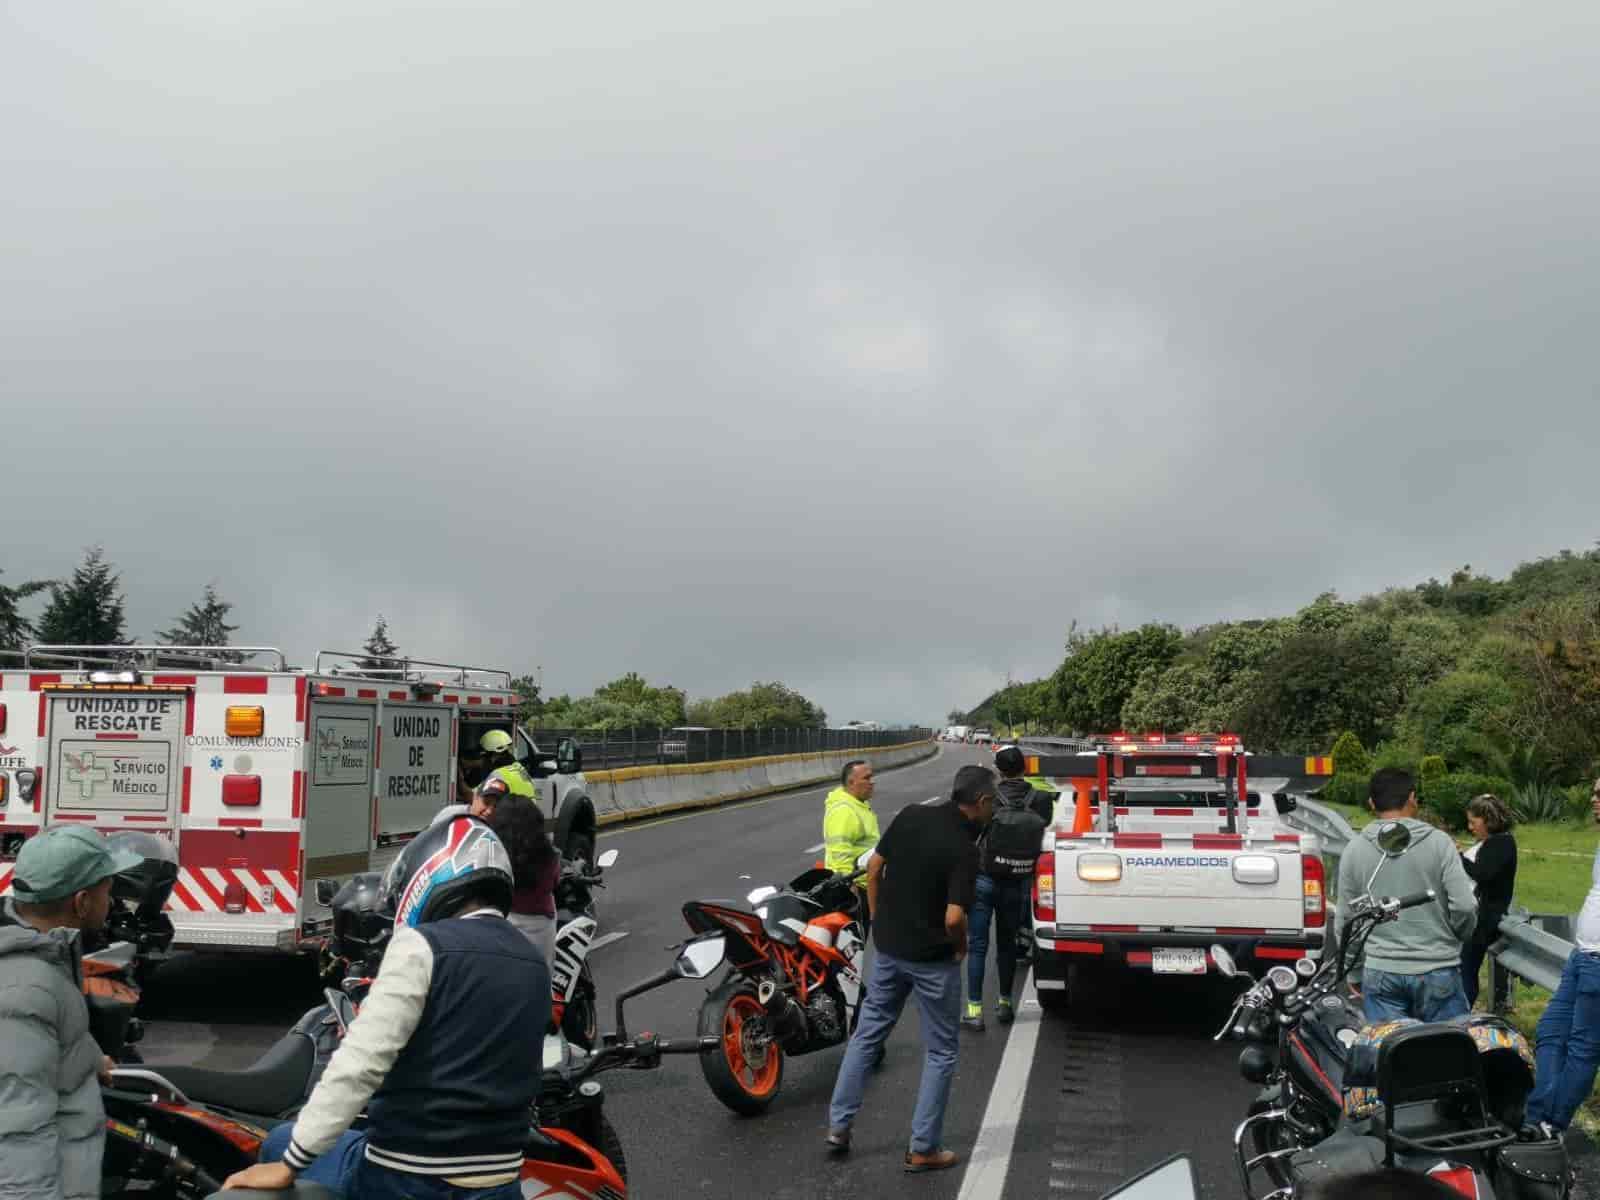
[1420,755,1447,781]
[1419,772,1512,831]
[1320,773,1369,810]
[1565,783,1596,823]
[1331,731,1370,777]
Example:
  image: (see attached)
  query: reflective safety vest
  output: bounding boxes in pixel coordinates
[822,787,880,875]
[482,761,537,800]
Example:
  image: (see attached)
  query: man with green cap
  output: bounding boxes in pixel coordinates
[1,825,142,1200]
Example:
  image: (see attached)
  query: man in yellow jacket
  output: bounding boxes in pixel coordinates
[824,759,880,884]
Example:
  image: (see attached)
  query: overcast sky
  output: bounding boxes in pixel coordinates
[3,2,1597,726]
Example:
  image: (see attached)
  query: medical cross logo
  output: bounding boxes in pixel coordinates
[63,750,111,801]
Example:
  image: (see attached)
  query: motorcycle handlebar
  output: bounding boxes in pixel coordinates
[1230,995,1263,1040]
[1396,890,1436,910]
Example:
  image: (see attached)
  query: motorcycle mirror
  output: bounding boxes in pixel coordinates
[747,885,779,905]
[596,848,619,870]
[315,879,338,907]
[674,935,726,979]
[1209,944,1238,978]
[1097,1153,1200,1200]
[1375,821,1412,857]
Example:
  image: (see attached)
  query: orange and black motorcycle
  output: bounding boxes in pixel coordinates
[657,865,868,1115]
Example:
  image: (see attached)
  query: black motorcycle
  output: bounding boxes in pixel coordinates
[1217,820,1570,1200]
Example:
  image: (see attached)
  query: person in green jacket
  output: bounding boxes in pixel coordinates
[824,761,880,918]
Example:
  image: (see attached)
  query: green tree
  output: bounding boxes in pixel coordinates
[688,681,825,728]
[358,615,402,674]
[1239,622,1400,751]
[0,568,53,651]
[159,584,240,649]
[37,548,127,646]
[510,674,542,724]
[1052,623,1183,731]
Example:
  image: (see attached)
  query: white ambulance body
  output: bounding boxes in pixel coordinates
[0,645,560,953]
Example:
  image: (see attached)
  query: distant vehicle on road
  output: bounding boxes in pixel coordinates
[970,728,993,744]
[660,726,712,759]
[946,724,971,743]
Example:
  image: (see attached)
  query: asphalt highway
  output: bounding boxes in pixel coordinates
[138,744,1262,1199]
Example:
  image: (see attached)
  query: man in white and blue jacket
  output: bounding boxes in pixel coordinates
[224,817,548,1200]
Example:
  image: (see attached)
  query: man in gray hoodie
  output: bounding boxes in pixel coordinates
[0,826,140,1200]
[1335,767,1478,1024]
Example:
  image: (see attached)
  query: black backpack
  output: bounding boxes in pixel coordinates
[981,806,1047,880]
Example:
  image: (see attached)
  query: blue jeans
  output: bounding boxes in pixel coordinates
[1362,965,1470,1024]
[261,1125,519,1200]
[967,874,1025,1003]
[828,949,962,1154]
[1526,950,1600,1130]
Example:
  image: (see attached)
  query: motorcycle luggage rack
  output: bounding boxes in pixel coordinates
[1376,1024,1514,1165]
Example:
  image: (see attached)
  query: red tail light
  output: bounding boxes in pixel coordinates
[1033,852,1055,922]
[223,878,247,914]
[1302,853,1325,928]
[1428,1165,1480,1199]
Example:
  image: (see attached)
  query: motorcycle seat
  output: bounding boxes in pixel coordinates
[151,1031,315,1117]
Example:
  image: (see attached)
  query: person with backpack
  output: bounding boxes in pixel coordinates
[961,747,1049,1030]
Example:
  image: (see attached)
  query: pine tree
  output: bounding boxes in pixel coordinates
[359,615,402,674]
[0,569,53,651]
[37,548,127,646]
[159,584,241,662]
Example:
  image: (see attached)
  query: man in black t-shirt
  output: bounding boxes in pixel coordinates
[825,765,993,1173]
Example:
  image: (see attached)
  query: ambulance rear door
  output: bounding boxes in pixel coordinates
[44,687,188,831]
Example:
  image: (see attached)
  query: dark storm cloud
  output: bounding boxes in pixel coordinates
[3,1,1597,724]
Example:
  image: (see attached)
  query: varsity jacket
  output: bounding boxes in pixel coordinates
[283,911,549,1182]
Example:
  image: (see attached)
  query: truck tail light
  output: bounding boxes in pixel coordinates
[0,702,7,733]
[1033,853,1055,922]
[225,706,265,738]
[222,775,262,807]
[0,775,7,807]
[1302,853,1325,928]
[223,878,247,914]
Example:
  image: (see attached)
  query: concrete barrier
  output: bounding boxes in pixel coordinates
[587,739,937,827]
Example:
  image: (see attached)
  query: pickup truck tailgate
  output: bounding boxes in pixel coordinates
[1054,839,1306,932]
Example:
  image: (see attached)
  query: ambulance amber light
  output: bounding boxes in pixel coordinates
[225,706,265,738]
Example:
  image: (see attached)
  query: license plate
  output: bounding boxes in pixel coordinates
[1151,948,1208,975]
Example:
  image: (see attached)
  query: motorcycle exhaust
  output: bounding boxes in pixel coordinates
[756,978,807,1044]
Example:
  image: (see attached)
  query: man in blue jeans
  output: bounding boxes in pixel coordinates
[1335,767,1478,1023]
[962,747,1048,1030]
[825,765,992,1172]
[1526,777,1600,1134]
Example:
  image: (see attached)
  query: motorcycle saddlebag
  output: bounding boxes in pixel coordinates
[1288,1127,1385,1184]
[1494,1138,1571,1200]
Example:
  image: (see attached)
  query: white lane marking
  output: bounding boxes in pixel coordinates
[805,843,825,854]
[956,968,1044,1200]
[587,931,630,953]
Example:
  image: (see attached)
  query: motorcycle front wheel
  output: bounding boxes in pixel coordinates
[562,975,599,1050]
[697,978,784,1116]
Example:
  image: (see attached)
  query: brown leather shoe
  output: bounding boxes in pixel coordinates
[904,1149,960,1173]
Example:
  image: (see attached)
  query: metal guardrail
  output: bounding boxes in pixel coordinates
[1491,910,1575,993]
[1284,796,1355,859]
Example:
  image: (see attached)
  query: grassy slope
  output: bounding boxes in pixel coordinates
[1322,799,1600,1129]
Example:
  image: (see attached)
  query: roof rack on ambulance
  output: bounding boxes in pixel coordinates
[313,650,512,692]
[22,644,288,672]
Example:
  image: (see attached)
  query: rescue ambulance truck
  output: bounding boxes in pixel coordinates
[1026,734,1334,1009]
[0,644,591,954]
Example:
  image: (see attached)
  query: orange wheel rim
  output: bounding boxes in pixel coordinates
[722,994,781,1097]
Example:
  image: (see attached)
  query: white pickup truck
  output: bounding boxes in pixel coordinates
[1025,736,1333,1008]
